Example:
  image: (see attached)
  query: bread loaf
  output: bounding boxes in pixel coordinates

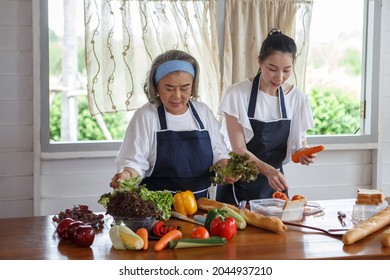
[238,208,287,233]
[197,197,287,233]
[342,206,390,245]
[380,227,390,247]
[355,188,384,205]
[197,197,227,211]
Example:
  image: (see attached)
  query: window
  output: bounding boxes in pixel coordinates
[40,0,381,153]
[306,0,363,136]
[306,0,380,145]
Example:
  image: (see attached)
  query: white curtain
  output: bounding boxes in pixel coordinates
[84,0,220,116]
[222,0,313,94]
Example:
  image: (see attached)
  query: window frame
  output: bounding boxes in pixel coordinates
[307,0,380,146]
[39,0,381,154]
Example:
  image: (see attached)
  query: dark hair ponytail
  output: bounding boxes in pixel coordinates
[258,28,297,63]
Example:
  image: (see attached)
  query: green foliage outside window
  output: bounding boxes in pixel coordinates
[50,94,128,141]
[307,87,360,135]
[49,86,361,141]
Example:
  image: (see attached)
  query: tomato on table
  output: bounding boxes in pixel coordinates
[272,191,289,201]
[191,226,210,239]
[291,194,306,201]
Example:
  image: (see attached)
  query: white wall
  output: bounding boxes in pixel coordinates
[0,0,389,219]
[0,0,34,217]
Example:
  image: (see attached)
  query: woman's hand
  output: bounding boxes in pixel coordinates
[215,158,242,184]
[223,175,242,184]
[264,166,288,192]
[299,152,316,166]
[109,169,137,189]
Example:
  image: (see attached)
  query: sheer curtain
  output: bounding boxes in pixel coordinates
[222,0,313,93]
[84,0,220,116]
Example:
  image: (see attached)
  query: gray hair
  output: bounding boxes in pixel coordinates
[143,49,200,104]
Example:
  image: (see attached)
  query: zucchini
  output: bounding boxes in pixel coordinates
[219,206,247,230]
[169,237,227,249]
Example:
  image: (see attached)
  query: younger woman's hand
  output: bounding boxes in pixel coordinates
[265,167,288,192]
[299,152,316,166]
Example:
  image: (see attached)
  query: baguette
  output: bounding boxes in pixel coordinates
[197,197,287,233]
[197,197,227,211]
[342,206,390,245]
[238,208,287,233]
[380,227,390,247]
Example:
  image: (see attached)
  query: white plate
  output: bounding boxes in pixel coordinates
[303,202,324,216]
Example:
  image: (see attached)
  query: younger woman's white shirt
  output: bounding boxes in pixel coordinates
[218,78,314,164]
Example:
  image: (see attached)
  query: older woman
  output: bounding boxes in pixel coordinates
[110,49,231,199]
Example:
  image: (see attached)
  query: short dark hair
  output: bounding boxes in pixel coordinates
[258,29,297,63]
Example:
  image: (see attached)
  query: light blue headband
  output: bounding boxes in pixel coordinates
[154,60,195,84]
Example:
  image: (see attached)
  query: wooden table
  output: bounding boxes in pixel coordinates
[1,199,390,260]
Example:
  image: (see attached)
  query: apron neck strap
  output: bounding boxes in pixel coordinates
[248,74,260,118]
[279,86,287,118]
[157,101,205,130]
[248,74,287,119]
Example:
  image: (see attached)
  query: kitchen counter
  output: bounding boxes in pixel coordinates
[1,198,390,260]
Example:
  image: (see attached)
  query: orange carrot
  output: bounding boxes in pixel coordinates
[292,145,325,163]
[136,228,149,250]
[154,229,182,251]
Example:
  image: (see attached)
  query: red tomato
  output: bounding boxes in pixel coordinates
[291,194,306,201]
[272,191,289,201]
[191,226,210,239]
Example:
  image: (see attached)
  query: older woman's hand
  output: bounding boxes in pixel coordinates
[109,169,134,189]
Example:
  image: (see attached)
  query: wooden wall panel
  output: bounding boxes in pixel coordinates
[0,200,33,218]
[40,172,113,198]
[0,51,32,75]
[0,152,33,176]
[0,176,33,200]
[0,76,33,100]
[0,0,34,218]
[38,157,116,215]
[0,0,32,26]
[0,26,32,51]
[0,125,33,152]
[0,100,33,125]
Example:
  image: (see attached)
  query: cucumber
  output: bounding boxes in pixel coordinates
[169,237,227,249]
[219,206,247,230]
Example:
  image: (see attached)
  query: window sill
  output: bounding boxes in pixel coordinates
[40,140,378,161]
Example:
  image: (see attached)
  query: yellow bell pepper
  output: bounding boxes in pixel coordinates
[173,190,198,216]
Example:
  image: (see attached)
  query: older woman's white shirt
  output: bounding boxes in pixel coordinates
[218,79,314,164]
[116,101,230,177]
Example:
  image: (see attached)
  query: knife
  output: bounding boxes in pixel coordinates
[170,211,204,226]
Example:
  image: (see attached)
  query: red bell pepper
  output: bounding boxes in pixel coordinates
[210,216,237,241]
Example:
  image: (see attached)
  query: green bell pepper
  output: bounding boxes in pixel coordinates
[204,208,226,232]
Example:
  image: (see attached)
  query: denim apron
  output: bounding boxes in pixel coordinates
[217,73,291,204]
[141,101,213,199]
